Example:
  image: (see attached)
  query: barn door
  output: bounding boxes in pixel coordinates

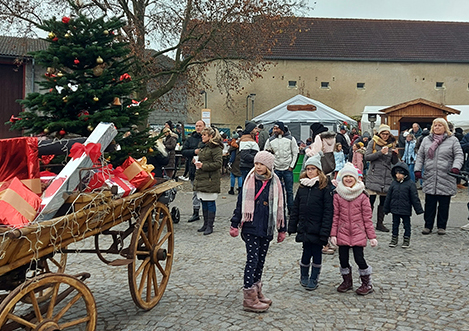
[0,63,24,138]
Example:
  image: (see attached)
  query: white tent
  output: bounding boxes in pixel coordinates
[252,95,357,142]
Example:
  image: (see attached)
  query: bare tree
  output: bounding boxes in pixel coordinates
[0,0,309,111]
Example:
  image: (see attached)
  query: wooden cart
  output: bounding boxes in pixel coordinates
[0,180,180,330]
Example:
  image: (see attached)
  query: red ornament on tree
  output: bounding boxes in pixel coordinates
[52,37,59,42]
[59,129,66,136]
[74,58,80,65]
[9,115,20,123]
[62,16,70,24]
[78,110,90,120]
[119,73,131,81]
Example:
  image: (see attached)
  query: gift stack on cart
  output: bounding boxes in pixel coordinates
[0,123,180,330]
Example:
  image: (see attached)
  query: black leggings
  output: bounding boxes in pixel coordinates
[338,246,368,270]
[241,233,271,288]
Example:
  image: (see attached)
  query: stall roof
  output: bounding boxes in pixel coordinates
[252,95,357,126]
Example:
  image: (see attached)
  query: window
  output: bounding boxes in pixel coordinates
[357,82,365,89]
[435,82,444,89]
[320,82,330,89]
[288,80,297,88]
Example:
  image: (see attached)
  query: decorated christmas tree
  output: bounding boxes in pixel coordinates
[8,12,157,165]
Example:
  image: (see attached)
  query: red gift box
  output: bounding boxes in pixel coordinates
[0,137,41,194]
[116,157,156,191]
[85,164,114,192]
[0,177,42,227]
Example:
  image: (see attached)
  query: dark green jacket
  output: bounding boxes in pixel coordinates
[193,141,223,193]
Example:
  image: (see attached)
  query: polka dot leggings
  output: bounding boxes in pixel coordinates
[242,233,271,289]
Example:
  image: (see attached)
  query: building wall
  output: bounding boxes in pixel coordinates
[188,60,469,130]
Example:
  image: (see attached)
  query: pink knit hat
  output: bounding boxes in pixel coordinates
[254,151,275,171]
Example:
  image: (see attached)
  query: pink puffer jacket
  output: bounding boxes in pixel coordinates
[330,192,376,247]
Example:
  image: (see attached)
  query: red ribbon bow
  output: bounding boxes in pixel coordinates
[69,142,102,163]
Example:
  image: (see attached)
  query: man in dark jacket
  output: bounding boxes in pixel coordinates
[181,120,205,222]
[335,126,350,157]
[239,121,259,182]
[384,162,423,248]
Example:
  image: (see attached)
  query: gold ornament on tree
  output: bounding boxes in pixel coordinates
[57,71,63,77]
[44,128,50,134]
[87,125,94,132]
[103,30,109,36]
[112,97,121,106]
[46,67,56,74]
[93,96,99,102]
[65,32,71,38]
[48,32,56,39]
[96,56,103,64]
[62,96,68,102]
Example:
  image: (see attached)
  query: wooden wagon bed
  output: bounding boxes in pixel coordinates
[0,180,180,330]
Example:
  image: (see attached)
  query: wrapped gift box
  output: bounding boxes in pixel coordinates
[117,157,156,191]
[0,177,42,227]
[36,123,117,221]
[85,164,114,192]
[0,137,41,194]
[105,176,136,198]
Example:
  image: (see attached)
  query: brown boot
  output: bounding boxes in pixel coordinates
[243,286,270,313]
[375,206,389,232]
[254,281,272,306]
[337,267,353,293]
[356,267,373,295]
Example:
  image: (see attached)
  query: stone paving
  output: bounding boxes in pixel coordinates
[63,177,469,331]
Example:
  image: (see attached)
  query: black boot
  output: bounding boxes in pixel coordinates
[197,210,208,232]
[228,187,235,195]
[376,206,389,232]
[306,264,321,290]
[204,211,215,235]
[188,207,200,222]
[299,262,310,287]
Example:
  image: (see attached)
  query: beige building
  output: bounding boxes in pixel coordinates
[187,18,469,130]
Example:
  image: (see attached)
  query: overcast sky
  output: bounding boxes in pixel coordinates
[309,0,469,22]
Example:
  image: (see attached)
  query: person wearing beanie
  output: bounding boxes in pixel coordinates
[330,162,378,295]
[257,123,270,151]
[384,162,423,249]
[364,123,398,232]
[414,118,464,235]
[239,121,260,182]
[230,151,286,312]
[265,121,299,214]
[288,153,333,291]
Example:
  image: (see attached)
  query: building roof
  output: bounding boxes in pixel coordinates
[268,18,469,63]
[0,35,48,57]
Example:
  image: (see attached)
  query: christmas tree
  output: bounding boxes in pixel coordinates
[8,12,157,165]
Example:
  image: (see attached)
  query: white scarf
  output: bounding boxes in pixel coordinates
[300,176,319,187]
[335,180,365,201]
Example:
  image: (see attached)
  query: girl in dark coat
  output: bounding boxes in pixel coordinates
[384,162,424,248]
[230,151,286,313]
[288,154,333,291]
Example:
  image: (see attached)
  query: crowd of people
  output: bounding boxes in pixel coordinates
[155,117,468,313]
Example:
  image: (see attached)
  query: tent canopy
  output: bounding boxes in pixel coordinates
[252,95,357,127]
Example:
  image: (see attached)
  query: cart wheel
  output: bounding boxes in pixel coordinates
[21,251,68,304]
[128,202,174,310]
[0,273,97,331]
[171,207,180,224]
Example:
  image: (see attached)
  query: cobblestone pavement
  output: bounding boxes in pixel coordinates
[63,176,469,331]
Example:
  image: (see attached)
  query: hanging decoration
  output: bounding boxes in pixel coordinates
[93,96,99,102]
[119,73,131,81]
[112,97,121,106]
[62,16,71,24]
[127,97,148,108]
[93,65,104,77]
[96,56,104,64]
[48,32,56,39]
[74,58,80,65]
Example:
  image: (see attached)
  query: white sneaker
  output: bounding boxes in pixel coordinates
[178,176,189,181]
[460,223,469,231]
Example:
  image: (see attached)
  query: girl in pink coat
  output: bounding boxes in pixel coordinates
[330,163,378,295]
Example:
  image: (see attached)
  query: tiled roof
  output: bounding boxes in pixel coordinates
[268,18,469,63]
[0,35,48,57]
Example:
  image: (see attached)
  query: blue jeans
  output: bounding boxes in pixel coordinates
[407,163,415,182]
[230,173,243,189]
[274,169,293,214]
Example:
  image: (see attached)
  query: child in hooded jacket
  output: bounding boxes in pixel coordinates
[288,154,333,290]
[330,163,378,295]
[384,162,423,248]
[229,151,286,313]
